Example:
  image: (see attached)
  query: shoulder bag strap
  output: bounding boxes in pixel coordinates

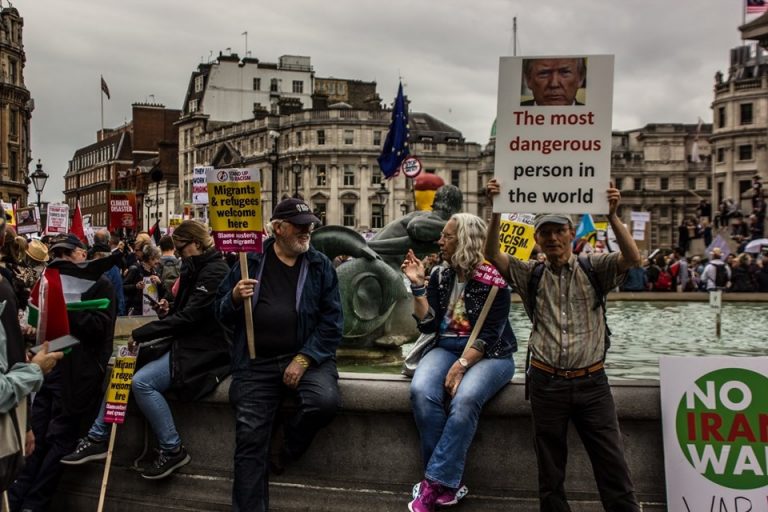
[461,285,498,356]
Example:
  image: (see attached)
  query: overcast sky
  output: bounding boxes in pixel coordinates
[17,0,751,202]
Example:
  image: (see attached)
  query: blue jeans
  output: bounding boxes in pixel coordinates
[410,337,515,488]
[89,352,181,451]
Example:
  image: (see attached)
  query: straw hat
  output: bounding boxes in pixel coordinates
[26,239,49,263]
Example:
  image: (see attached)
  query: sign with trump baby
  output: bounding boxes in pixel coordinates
[659,356,768,511]
[494,55,614,214]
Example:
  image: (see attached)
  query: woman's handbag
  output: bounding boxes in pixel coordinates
[401,285,499,377]
[401,332,437,377]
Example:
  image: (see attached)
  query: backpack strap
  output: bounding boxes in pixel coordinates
[576,254,612,356]
[524,261,545,401]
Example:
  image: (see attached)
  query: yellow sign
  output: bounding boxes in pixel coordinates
[206,169,262,232]
[105,351,136,424]
[499,213,536,260]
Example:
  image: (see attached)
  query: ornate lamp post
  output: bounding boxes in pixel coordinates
[375,182,390,226]
[30,159,49,209]
[292,158,302,198]
[269,130,280,209]
[400,201,408,217]
[145,196,155,231]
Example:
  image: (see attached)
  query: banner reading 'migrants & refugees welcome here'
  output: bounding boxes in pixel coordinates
[660,357,768,512]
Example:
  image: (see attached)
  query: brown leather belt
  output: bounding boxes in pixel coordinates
[530,358,604,379]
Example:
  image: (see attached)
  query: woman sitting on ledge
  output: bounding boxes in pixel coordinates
[401,213,517,512]
[60,221,231,480]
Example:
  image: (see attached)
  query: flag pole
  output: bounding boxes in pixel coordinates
[100,76,104,137]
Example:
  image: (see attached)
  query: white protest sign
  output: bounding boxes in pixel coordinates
[45,203,69,235]
[192,166,212,205]
[631,211,651,223]
[494,55,614,214]
[659,357,768,511]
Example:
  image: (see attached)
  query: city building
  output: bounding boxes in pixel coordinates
[177,54,482,227]
[0,5,32,206]
[709,16,768,215]
[611,123,712,249]
[64,103,180,230]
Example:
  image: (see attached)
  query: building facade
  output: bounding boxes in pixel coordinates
[177,58,481,228]
[611,124,712,249]
[0,6,32,205]
[189,108,482,230]
[64,103,180,231]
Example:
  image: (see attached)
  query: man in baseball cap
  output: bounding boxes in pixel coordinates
[533,213,573,232]
[270,198,320,225]
[217,196,342,511]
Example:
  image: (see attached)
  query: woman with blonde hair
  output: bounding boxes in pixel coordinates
[62,221,230,479]
[401,213,517,512]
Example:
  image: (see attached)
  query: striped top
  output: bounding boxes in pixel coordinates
[503,252,625,369]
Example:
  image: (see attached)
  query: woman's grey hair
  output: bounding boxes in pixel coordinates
[448,213,487,275]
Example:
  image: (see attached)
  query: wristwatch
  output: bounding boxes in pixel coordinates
[458,357,470,371]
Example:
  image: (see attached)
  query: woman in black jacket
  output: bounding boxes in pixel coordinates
[61,221,230,480]
[123,243,165,316]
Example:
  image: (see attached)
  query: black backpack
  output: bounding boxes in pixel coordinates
[714,264,728,288]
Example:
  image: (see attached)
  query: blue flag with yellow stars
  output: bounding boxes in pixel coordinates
[377,82,409,178]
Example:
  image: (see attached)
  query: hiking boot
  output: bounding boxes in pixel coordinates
[60,437,108,465]
[412,481,469,507]
[140,446,191,480]
[408,479,443,512]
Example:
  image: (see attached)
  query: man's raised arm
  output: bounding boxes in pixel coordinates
[607,185,641,273]
[483,179,511,277]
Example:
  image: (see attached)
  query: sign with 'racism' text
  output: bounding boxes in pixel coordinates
[660,356,768,511]
[494,55,614,215]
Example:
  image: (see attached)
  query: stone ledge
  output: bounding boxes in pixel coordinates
[55,374,667,511]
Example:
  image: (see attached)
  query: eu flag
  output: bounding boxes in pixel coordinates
[377,82,409,178]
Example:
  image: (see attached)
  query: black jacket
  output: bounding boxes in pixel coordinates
[420,264,516,358]
[44,259,117,415]
[132,248,230,401]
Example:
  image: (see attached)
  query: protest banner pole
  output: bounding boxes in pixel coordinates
[3,491,10,512]
[206,166,262,360]
[239,252,256,358]
[96,423,118,512]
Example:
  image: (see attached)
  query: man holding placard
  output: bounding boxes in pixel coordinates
[216,198,343,512]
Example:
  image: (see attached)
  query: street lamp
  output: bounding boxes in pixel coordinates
[269,130,280,210]
[291,158,302,198]
[375,182,390,225]
[30,159,49,208]
[145,196,155,231]
[400,201,408,217]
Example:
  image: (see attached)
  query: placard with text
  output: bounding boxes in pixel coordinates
[45,203,69,235]
[659,356,768,511]
[206,168,264,253]
[105,345,138,424]
[494,55,614,214]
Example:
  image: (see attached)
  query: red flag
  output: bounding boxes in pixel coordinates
[101,76,111,99]
[747,0,768,13]
[30,268,70,343]
[71,200,86,243]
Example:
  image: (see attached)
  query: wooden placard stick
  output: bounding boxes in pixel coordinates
[239,252,256,358]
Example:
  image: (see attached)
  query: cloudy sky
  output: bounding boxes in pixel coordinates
[17,0,750,201]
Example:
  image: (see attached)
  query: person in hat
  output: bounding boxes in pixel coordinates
[215,198,343,512]
[484,179,642,512]
[8,233,117,512]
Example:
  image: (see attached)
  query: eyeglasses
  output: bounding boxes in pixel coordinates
[174,241,192,253]
[439,231,456,241]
